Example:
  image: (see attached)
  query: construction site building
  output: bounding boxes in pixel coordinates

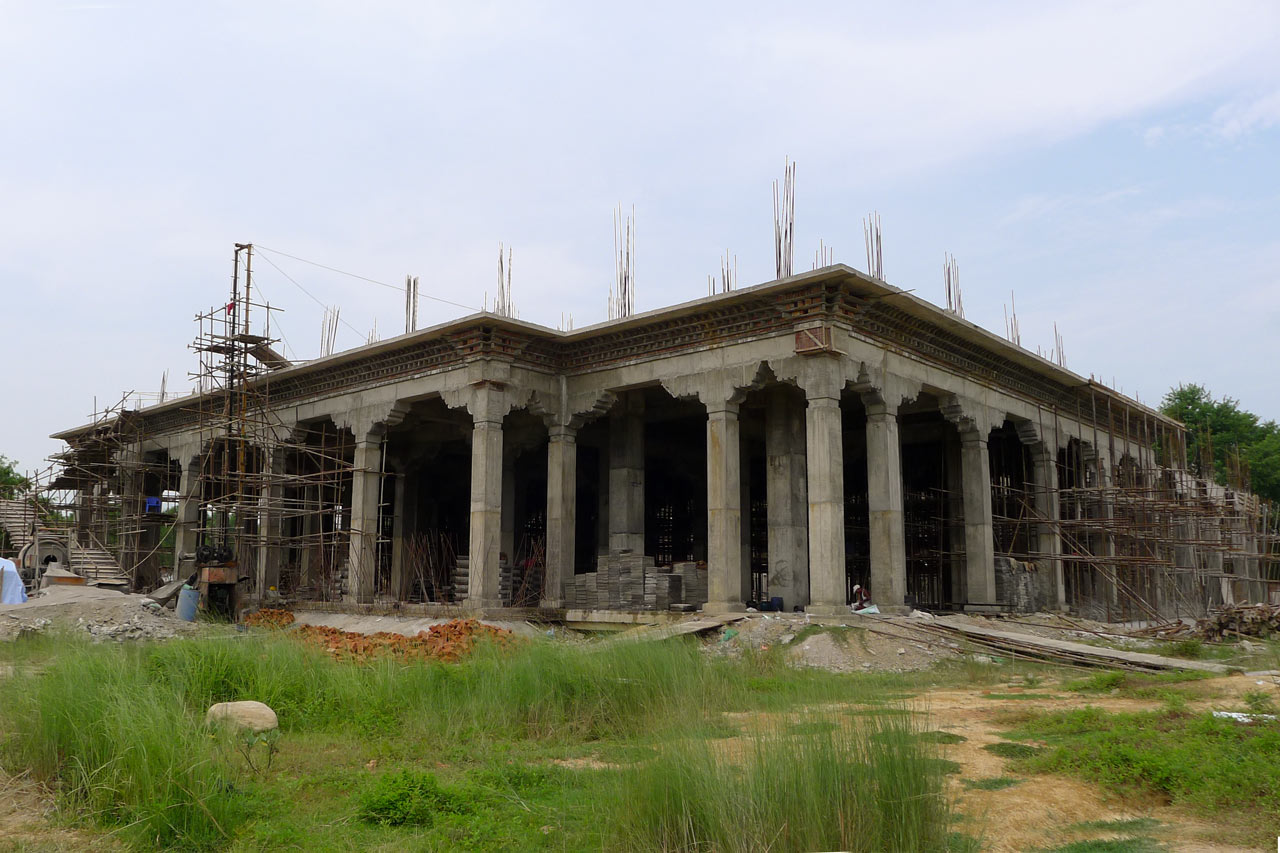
[36,264,1278,621]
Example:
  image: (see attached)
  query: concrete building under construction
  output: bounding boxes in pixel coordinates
[29,255,1279,623]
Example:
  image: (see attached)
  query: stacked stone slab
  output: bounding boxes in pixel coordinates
[671,561,707,607]
[645,570,682,610]
[564,556,707,610]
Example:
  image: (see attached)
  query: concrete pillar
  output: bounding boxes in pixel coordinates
[608,394,645,553]
[389,469,407,599]
[766,389,808,610]
[544,424,577,608]
[596,442,610,558]
[467,415,505,607]
[1096,449,1121,616]
[300,482,318,586]
[173,457,201,575]
[75,489,93,546]
[500,451,517,564]
[961,431,997,609]
[1033,445,1065,610]
[347,435,382,604]
[255,448,285,599]
[944,435,966,604]
[705,400,745,613]
[805,391,846,615]
[117,446,145,581]
[739,427,753,603]
[866,400,908,611]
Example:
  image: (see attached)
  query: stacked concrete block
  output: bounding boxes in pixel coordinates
[644,569,682,610]
[673,561,708,608]
[498,559,514,604]
[612,552,654,608]
[563,557,708,611]
[452,558,469,603]
[578,572,598,609]
[451,557,518,605]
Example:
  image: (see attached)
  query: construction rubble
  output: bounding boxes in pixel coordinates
[0,584,201,642]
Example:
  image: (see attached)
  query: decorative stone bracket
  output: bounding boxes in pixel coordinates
[941,394,1000,440]
[528,384,617,432]
[660,361,771,412]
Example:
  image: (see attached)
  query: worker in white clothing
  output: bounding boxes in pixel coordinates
[0,557,28,604]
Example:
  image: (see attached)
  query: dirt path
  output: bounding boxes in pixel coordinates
[928,678,1275,853]
[715,672,1277,851]
[0,768,117,852]
[0,664,118,852]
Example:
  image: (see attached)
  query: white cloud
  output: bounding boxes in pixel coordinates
[1210,89,1280,139]
[3,1,1280,470]
[717,1,1280,175]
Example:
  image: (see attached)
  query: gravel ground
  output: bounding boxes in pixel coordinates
[705,612,964,672]
[0,584,205,642]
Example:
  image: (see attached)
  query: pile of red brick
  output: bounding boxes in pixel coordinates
[292,618,514,662]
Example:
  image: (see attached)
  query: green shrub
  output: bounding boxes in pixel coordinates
[962,776,1021,791]
[1009,706,1280,835]
[357,769,469,827]
[1065,671,1125,692]
[1242,690,1278,715]
[919,730,967,744]
[984,741,1043,759]
[1159,638,1205,659]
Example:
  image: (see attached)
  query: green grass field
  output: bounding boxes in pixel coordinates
[996,702,1280,846]
[0,630,971,852]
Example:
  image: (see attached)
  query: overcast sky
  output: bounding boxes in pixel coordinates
[2,1,1278,475]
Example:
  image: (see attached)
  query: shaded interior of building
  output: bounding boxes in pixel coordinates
[30,377,1279,624]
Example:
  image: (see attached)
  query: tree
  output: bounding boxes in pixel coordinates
[0,455,29,500]
[1160,384,1280,503]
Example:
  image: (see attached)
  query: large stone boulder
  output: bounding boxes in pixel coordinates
[205,700,278,733]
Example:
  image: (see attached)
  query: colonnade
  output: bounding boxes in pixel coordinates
[162,362,1074,613]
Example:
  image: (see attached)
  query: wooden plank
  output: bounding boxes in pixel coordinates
[929,620,1230,673]
[607,613,748,645]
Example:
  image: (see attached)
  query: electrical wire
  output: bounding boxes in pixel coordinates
[256,251,365,341]
[247,282,299,361]
[256,244,480,313]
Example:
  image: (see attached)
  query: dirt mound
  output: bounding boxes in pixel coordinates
[708,613,960,672]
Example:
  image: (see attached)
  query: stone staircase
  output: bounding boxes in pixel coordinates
[0,498,130,587]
